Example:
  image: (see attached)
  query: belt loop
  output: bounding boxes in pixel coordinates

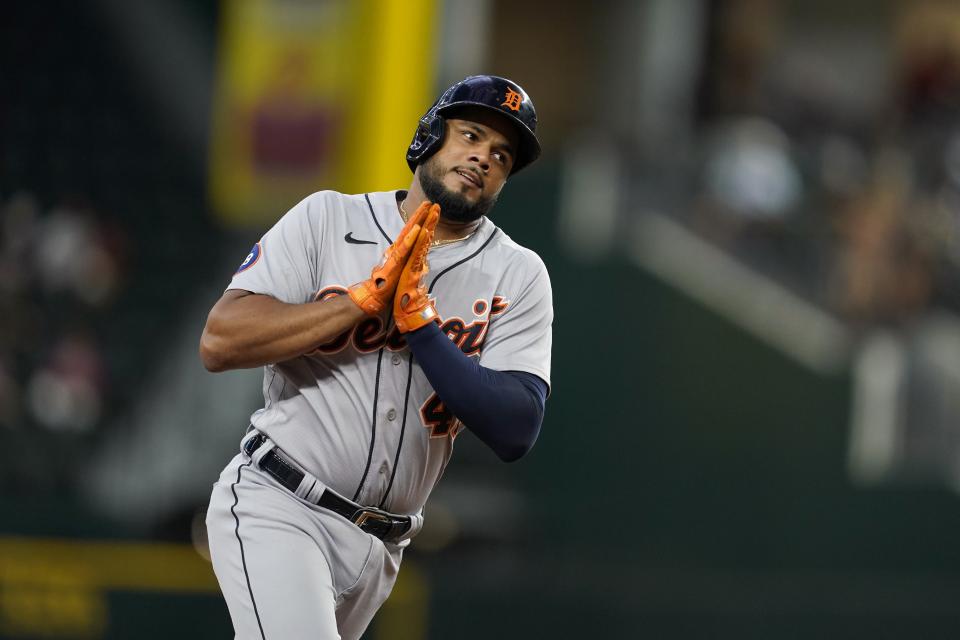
[246,434,276,468]
[240,429,262,454]
[396,511,423,543]
[294,472,325,503]
[241,429,277,467]
[251,441,276,467]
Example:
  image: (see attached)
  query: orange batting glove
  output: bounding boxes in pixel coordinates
[394,204,441,333]
[349,201,430,315]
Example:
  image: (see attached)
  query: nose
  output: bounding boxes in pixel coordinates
[468,147,492,173]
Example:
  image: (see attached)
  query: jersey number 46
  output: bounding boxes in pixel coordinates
[420,393,464,440]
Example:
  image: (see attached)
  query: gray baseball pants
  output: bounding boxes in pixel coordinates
[206,450,404,639]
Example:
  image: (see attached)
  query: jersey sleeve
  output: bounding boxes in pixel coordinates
[227,194,324,303]
[478,253,553,389]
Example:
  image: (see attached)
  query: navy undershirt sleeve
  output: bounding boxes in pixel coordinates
[405,322,548,462]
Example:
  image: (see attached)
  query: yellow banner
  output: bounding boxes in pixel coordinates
[209,0,438,227]
[0,537,216,637]
[0,536,428,638]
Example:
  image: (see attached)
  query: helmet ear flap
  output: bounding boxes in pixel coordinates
[426,115,445,146]
[415,118,432,143]
[406,114,446,170]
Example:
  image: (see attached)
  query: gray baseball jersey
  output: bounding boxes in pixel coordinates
[206,189,552,639]
[228,189,552,515]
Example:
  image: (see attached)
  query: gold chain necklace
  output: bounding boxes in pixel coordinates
[400,200,477,247]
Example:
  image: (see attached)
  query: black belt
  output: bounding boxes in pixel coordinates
[243,433,411,543]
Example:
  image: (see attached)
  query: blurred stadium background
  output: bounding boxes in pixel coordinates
[3,0,960,637]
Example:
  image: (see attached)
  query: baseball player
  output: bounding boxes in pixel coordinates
[200,75,552,639]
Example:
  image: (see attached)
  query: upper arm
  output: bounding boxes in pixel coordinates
[200,289,262,367]
[204,288,256,326]
[226,194,325,303]
[219,288,255,305]
[479,254,554,391]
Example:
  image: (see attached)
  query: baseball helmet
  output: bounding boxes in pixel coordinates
[406,75,541,175]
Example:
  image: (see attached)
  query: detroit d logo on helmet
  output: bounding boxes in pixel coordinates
[501,87,523,112]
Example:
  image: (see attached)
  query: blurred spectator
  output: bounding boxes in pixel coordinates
[677,0,960,330]
[27,330,105,433]
[691,117,807,289]
[0,192,127,435]
[702,117,801,221]
[34,202,123,308]
[828,153,936,326]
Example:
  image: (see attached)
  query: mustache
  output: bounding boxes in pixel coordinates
[455,167,484,188]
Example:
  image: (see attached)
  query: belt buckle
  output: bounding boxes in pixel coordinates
[352,508,391,528]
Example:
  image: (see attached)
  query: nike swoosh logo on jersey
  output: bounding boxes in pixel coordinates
[344,232,378,245]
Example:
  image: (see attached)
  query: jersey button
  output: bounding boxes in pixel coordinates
[379,462,389,475]
[386,408,397,421]
[391,354,402,366]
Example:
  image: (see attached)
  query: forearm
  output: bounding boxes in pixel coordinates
[406,323,546,462]
[200,290,365,371]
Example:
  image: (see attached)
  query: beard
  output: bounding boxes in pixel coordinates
[418,156,499,223]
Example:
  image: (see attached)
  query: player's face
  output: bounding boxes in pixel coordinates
[417,109,520,223]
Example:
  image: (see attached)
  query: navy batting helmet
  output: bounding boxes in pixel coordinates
[406,75,541,175]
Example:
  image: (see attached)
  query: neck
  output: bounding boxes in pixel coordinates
[401,178,483,243]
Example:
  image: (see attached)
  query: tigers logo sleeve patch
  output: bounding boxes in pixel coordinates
[236,242,262,274]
